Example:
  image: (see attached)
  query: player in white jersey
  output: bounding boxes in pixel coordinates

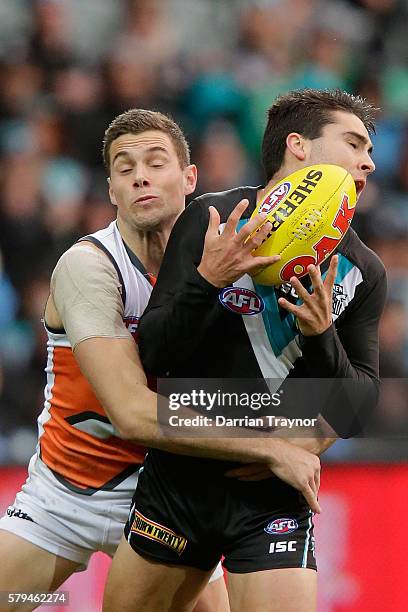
[0,109,321,612]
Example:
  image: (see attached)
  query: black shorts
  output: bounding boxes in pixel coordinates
[124,450,316,574]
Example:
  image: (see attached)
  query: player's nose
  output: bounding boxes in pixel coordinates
[359,153,375,175]
[133,175,151,187]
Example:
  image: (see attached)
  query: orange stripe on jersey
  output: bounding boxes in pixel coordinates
[40,345,145,492]
[146,272,156,286]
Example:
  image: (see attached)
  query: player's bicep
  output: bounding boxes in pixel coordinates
[51,244,130,348]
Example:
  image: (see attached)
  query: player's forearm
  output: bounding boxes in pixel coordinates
[285,436,336,456]
[74,337,306,465]
[299,325,380,437]
[121,386,290,464]
[268,415,337,456]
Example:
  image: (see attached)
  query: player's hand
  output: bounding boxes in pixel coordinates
[278,255,338,336]
[267,440,321,513]
[197,199,281,288]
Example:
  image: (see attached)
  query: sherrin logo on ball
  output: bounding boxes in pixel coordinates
[219,287,265,315]
[250,164,357,286]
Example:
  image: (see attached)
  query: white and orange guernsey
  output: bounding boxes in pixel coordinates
[36,221,153,495]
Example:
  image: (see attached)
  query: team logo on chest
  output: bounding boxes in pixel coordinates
[219,287,265,315]
[332,284,348,317]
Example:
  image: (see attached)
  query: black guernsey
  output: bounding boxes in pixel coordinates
[139,186,387,440]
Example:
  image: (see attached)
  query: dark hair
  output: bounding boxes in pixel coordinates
[262,88,378,181]
[103,109,190,173]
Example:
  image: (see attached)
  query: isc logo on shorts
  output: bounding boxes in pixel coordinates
[219,287,265,315]
[269,540,297,553]
[264,517,298,535]
[131,509,187,555]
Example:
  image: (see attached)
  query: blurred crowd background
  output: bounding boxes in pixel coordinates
[0,0,407,464]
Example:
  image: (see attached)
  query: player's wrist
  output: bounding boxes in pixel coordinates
[265,437,288,466]
[298,321,335,342]
[196,263,225,288]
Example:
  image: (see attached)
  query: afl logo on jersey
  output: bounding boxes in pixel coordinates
[258,182,291,215]
[264,518,299,535]
[219,287,264,315]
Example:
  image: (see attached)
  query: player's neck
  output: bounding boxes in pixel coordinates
[117,218,169,276]
[132,232,168,277]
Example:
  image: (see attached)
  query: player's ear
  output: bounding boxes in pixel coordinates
[183,164,197,196]
[286,133,307,162]
[107,177,118,208]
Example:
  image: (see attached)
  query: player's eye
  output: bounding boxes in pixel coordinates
[119,168,132,174]
[348,142,357,149]
[150,160,165,168]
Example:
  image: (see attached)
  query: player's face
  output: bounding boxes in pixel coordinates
[305,110,375,199]
[108,131,197,231]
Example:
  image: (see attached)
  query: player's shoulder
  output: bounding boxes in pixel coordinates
[55,241,102,268]
[339,227,386,286]
[190,186,259,219]
[52,241,117,285]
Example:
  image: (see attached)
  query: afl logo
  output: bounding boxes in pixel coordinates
[264,518,299,535]
[219,287,264,315]
[258,182,291,215]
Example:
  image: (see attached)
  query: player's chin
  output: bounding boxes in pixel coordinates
[354,180,366,200]
[355,189,364,203]
[131,212,163,231]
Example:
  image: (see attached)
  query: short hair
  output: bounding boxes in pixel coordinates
[262,88,378,181]
[103,109,190,173]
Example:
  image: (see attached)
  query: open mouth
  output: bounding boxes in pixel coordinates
[354,179,366,196]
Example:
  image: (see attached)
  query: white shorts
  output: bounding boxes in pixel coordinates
[0,456,223,581]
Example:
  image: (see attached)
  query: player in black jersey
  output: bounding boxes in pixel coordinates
[105,90,387,612]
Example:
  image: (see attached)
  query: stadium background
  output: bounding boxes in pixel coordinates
[0,0,407,610]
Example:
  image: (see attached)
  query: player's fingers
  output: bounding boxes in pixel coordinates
[324,254,338,290]
[243,221,272,250]
[206,206,221,236]
[223,199,249,236]
[250,255,281,274]
[278,296,299,315]
[239,212,268,243]
[289,276,313,303]
[314,467,320,494]
[302,483,321,514]
[307,264,324,297]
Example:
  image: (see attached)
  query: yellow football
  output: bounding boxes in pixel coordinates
[250,164,357,285]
